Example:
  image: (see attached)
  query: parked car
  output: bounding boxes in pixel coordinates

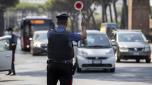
[113,30,151,63]
[0,35,12,72]
[75,30,115,72]
[30,31,48,55]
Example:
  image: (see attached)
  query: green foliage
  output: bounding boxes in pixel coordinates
[45,0,94,12]
[15,3,42,10]
[45,0,54,10]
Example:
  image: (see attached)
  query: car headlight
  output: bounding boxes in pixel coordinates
[33,42,41,47]
[144,47,150,52]
[106,49,114,56]
[78,51,88,57]
[119,47,128,52]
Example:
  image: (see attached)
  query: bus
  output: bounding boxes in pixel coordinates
[20,16,54,51]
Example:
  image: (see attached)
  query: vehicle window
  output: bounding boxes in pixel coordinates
[34,32,47,41]
[31,24,49,30]
[80,33,111,48]
[118,33,144,42]
[24,25,31,36]
[31,20,51,31]
[0,40,8,52]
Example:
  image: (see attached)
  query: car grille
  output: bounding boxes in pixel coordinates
[40,44,47,52]
[82,64,112,67]
[86,57,108,60]
[41,44,47,48]
[41,44,47,47]
[128,48,144,51]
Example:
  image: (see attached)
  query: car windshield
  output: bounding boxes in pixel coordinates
[31,24,50,31]
[81,33,111,48]
[118,32,144,42]
[34,32,47,41]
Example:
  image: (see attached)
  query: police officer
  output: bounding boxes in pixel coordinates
[47,13,86,85]
[6,27,17,75]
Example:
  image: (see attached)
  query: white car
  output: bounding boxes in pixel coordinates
[75,30,115,72]
[30,30,48,55]
[0,35,12,72]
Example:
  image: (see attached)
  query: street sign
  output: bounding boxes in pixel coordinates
[74,1,83,11]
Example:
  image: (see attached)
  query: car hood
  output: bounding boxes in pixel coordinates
[118,42,149,48]
[36,40,48,44]
[78,48,114,56]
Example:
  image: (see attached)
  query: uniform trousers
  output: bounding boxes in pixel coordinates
[47,62,73,85]
[9,44,16,74]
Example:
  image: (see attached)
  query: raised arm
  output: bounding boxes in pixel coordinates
[80,21,87,40]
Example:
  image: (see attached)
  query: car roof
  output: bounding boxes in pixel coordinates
[33,30,106,35]
[115,29,142,33]
[22,16,50,20]
[0,35,11,40]
[87,30,105,34]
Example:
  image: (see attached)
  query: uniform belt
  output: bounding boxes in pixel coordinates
[47,59,73,64]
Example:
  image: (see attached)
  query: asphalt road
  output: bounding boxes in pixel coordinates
[0,45,152,85]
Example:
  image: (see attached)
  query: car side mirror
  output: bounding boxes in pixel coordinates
[111,40,117,52]
[145,40,150,43]
[4,42,11,50]
[111,39,117,46]
[73,41,78,46]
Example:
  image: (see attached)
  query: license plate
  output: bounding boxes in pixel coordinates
[44,48,47,51]
[133,52,139,55]
[92,60,102,64]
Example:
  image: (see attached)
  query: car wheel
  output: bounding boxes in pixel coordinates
[115,51,121,62]
[146,59,151,63]
[31,48,36,56]
[109,68,115,72]
[136,59,140,63]
[21,47,25,51]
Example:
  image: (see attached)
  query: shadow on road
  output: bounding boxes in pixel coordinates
[0,79,22,82]
[17,70,46,77]
[74,67,152,84]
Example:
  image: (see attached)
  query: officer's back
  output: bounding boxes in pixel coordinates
[47,13,86,85]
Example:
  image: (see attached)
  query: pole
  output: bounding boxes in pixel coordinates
[78,11,82,31]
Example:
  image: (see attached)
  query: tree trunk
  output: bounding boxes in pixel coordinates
[70,13,78,32]
[113,1,118,23]
[121,0,128,29]
[102,5,107,23]
[89,8,97,29]
[0,8,4,36]
[109,4,113,22]
[91,15,97,29]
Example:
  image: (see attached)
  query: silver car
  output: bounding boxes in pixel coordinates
[75,30,115,72]
[0,35,12,72]
[114,30,151,63]
[30,31,48,55]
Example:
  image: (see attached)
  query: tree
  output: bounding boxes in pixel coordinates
[0,0,19,36]
[96,0,112,22]
[15,3,45,18]
[120,0,128,29]
[95,0,118,23]
[112,0,118,23]
[45,0,96,31]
